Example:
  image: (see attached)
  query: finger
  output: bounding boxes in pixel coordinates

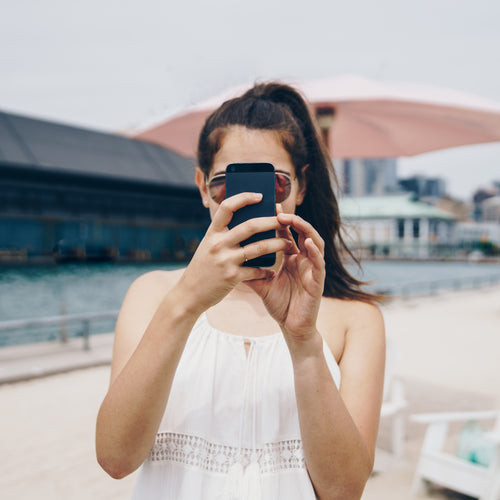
[277,225,299,256]
[275,205,289,240]
[305,237,326,279]
[240,266,275,282]
[275,204,299,254]
[277,213,321,244]
[243,274,274,295]
[240,237,293,263]
[211,192,263,231]
[277,213,324,255]
[225,216,283,247]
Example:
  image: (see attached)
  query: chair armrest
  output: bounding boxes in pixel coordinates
[411,410,499,425]
[381,401,407,418]
[484,432,500,444]
[381,379,407,417]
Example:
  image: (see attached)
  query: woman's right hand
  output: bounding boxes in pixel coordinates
[177,192,290,315]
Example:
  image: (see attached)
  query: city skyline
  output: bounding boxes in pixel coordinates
[1,0,499,200]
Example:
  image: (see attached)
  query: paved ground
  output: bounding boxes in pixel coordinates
[0,332,113,384]
[2,366,492,500]
[1,285,499,499]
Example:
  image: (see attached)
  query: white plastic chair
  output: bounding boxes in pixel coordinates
[374,339,408,471]
[411,410,500,499]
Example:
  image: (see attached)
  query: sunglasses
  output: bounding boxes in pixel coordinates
[207,171,295,204]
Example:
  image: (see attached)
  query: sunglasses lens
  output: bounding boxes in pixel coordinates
[275,173,292,203]
[208,175,226,204]
[208,172,293,204]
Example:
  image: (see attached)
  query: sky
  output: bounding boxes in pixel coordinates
[1,0,500,200]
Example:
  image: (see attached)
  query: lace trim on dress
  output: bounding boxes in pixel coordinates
[149,432,305,474]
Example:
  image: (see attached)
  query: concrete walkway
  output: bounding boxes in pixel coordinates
[0,333,114,384]
[1,285,499,499]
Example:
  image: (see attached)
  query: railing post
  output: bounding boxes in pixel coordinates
[82,320,90,351]
[59,301,68,343]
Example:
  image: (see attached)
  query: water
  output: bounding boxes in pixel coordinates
[351,260,500,295]
[1,260,499,346]
[0,262,181,346]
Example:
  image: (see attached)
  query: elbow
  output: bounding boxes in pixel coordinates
[343,455,373,499]
[97,452,136,480]
[344,470,372,500]
[96,435,140,480]
[95,418,142,479]
[317,456,373,500]
[319,479,368,500]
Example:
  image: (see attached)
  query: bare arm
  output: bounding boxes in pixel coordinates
[95,273,199,479]
[96,193,289,479]
[248,213,385,499]
[291,304,386,500]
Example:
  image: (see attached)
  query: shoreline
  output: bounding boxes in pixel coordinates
[1,255,500,267]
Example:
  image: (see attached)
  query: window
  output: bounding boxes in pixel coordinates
[413,219,420,239]
[397,219,405,239]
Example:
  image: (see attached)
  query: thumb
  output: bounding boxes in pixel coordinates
[244,271,274,296]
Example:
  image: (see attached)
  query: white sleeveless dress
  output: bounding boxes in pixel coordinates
[131,312,341,500]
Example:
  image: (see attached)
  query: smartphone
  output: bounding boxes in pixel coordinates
[226,162,276,268]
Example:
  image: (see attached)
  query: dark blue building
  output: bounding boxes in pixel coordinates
[0,111,209,264]
[399,175,447,199]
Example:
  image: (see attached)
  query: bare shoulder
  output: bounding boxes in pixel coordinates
[117,267,186,338]
[319,297,385,362]
[126,267,185,299]
[345,299,384,333]
[110,267,186,383]
[320,296,384,332]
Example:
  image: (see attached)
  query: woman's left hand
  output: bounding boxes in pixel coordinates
[246,210,326,346]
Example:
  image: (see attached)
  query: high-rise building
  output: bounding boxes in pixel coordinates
[337,158,399,196]
[399,175,447,199]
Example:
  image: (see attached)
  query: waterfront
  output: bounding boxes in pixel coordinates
[1,260,499,346]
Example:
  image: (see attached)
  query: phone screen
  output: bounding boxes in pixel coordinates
[226,162,276,268]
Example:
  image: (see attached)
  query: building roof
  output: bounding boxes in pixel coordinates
[339,194,456,220]
[0,110,196,189]
[482,195,500,207]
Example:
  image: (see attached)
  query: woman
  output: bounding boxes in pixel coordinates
[96,82,386,500]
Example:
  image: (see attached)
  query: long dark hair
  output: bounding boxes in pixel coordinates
[197,82,378,303]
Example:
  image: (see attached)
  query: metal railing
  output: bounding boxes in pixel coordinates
[2,273,500,347]
[0,311,119,350]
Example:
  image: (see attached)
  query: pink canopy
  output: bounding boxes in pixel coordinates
[133,75,500,159]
